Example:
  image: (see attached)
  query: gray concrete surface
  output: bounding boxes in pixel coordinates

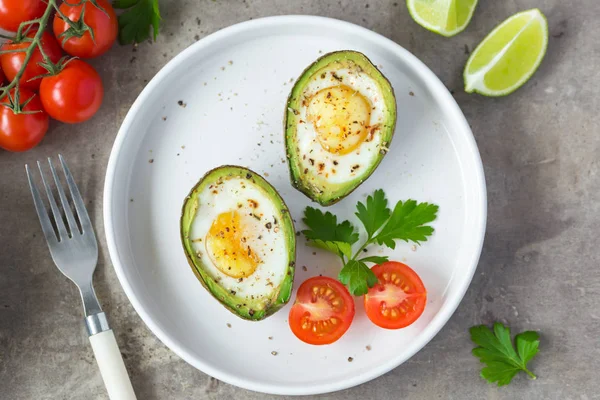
[1,0,598,399]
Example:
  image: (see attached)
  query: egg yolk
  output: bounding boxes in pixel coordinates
[205,210,259,278]
[306,85,372,155]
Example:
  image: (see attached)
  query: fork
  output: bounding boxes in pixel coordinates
[26,155,136,400]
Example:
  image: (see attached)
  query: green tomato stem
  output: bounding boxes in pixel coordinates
[54,6,79,30]
[20,22,37,40]
[0,1,57,100]
[0,50,27,55]
[0,0,98,102]
[15,19,38,41]
[36,41,49,61]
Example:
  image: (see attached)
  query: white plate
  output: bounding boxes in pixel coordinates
[104,16,486,395]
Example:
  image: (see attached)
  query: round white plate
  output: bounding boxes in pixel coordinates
[104,16,486,395]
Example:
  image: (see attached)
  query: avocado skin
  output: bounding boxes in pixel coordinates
[180,165,296,321]
[284,50,397,206]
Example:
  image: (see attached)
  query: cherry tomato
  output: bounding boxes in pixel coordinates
[0,88,49,152]
[53,0,118,58]
[289,276,355,345]
[0,67,4,83]
[0,31,63,90]
[364,262,427,329]
[39,60,103,124]
[0,0,46,32]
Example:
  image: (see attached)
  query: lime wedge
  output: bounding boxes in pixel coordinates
[407,0,478,37]
[464,9,548,96]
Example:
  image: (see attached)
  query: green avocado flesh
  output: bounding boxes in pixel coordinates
[180,166,296,321]
[285,50,397,206]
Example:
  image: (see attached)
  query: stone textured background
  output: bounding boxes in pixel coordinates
[1,1,598,399]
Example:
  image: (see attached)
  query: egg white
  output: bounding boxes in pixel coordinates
[295,65,389,184]
[189,177,289,300]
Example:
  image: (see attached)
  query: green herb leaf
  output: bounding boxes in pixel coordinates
[355,189,391,238]
[358,255,389,264]
[302,192,438,296]
[338,260,378,296]
[114,0,161,44]
[308,239,352,259]
[470,323,539,386]
[515,331,540,365]
[302,207,359,245]
[375,200,438,249]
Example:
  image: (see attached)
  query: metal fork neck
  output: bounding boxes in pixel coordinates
[78,280,103,317]
[80,282,109,336]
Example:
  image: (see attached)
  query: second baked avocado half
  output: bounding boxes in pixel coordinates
[180,166,295,320]
[285,51,397,206]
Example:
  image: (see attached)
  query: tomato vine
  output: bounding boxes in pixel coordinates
[0,0,97,105]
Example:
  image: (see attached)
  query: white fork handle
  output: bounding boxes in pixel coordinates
[89,330,137,400]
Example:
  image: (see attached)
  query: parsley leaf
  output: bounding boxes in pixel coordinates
[114,0,161,45]
[308,239,352,259]
[358,255,389,264]
[338,260,378,296]
[355,189,391,238]
[301,191,438,296]
[302,207,359,245]
[374,200,438,249]
[470,323,539,386]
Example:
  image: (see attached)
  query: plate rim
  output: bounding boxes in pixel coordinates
[103,14,487,395]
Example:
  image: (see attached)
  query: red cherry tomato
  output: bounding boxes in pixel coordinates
[0,31,63,90]
[0,88,49,152]
[364,262,427,329]
[53,0,118,58]
[39,60,104,124]
[289,276,355,345]
[0,0,46,32]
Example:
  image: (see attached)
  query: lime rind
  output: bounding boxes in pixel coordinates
[407,0,479,37]
[464,9,549,97]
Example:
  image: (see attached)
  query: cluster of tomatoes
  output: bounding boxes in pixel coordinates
[0,0,118,152]
[289,262,427,345]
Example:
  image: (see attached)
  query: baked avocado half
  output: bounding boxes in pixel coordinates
[180,166,296,320]
[285,50,397,206]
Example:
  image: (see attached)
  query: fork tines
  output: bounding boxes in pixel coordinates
[26,155,92,243]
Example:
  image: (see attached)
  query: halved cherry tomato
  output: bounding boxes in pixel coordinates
[289,276,355,345]
[0,31,63,90]
[0,0,46,32]
[53,0,118,58]
[0,88,49,152]
[364,262,427,329]
[39,60,103,124]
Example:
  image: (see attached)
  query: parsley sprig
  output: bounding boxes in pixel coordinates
[114,0,161,44]
[470,323,540,386]
[302,189,439,295]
